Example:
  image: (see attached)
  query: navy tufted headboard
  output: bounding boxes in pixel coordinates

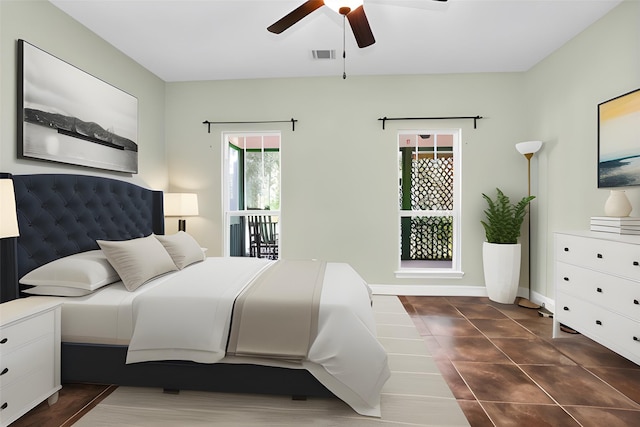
[0,173,164,302]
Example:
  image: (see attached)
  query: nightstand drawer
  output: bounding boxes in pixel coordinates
[0,310,54,355]
[0,334,54,389]
[0,368,56,426]
[0,299,61,427]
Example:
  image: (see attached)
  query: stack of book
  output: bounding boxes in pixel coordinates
[590,216,640,235]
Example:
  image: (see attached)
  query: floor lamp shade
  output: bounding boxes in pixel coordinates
[516,141,543,197]
[0,179,19,238]
[164,193,199,232]
[515,140,543,156]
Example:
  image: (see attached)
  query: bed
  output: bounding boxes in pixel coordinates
[0,173,390,417]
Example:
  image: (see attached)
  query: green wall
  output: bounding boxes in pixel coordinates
[1,0,638,299]
[166,72,528,289]
[0,0,168,189]
[525,0,640,301]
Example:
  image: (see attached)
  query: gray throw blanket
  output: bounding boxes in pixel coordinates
[226,259,325,360]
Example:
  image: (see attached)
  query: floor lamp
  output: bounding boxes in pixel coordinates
[515,141,542,309]
[164,193,199,232]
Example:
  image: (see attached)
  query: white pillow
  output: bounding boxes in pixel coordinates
[97,235,178,291]
[19,250,120,291]
[154,232,205,269]
[23,285,94,297]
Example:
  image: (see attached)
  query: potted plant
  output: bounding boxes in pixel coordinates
[481,188,535,304]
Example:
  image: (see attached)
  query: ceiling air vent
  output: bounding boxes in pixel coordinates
[312,50,336,60]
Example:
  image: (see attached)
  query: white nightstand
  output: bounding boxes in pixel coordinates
[0,298,62,427]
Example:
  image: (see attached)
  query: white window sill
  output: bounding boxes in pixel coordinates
[394,269,465,279]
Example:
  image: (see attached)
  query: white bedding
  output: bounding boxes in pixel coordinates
[55,257,390,417]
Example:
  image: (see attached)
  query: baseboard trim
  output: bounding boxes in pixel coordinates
[370,284,491,297]
[370,284,555,314]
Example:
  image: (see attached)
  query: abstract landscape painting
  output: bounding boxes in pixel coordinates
[18,40,138,174]
[598,88,640,188]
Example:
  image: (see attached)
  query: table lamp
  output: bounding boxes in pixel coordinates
[164,193,198,232]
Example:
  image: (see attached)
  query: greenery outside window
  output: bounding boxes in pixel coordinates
[223,132,281,258]
[397,131,462,278]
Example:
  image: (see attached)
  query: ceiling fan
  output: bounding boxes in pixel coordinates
[267,0,449,48]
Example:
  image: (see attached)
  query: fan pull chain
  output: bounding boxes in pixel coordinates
[342,15,347,79]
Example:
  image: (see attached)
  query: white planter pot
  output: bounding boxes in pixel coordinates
[482,242,521,304]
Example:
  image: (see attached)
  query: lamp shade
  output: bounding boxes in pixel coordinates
[0,179,19,238]
[164,193,199,217]
[515,140,543,155]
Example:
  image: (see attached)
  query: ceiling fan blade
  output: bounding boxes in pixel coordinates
[346,5,375,48]
[267,0,325,34]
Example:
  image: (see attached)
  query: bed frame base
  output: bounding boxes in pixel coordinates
[62,343,333,398]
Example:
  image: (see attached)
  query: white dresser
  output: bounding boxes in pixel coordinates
[0,298,62,427]
[553,231,640,365]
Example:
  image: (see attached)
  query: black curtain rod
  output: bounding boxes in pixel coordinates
[378,115,483,130]
[203,119,298,133]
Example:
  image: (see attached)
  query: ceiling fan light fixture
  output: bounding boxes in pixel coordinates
[324,0,364,15]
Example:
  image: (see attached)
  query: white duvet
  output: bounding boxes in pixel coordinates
[121,257,389,417]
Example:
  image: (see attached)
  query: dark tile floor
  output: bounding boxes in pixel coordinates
[400,296,640,427]
[11,383,115,427]
[15,296,640,426]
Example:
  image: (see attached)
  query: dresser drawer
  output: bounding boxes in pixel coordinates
[615,315,640,360]
[555,292,604,333]
[0,310,54,355]
[0,367,56,426]
[0,334,54,389]
[556,262,640,321]
[557,292,622,342]
[556,234,640,280]
[556,291,640,362]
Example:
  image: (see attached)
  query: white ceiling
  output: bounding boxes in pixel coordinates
[49,0,623,82]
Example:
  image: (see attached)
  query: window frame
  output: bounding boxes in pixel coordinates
[395,129,463,279]
[222,131,281,258]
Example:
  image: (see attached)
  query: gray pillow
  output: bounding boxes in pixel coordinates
[155,231,205,269]
[97,235,178,291]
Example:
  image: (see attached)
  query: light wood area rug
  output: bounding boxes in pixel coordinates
[75,296,470,426]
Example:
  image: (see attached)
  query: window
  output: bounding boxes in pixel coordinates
[223,132,280,259]
[397,130,462,278]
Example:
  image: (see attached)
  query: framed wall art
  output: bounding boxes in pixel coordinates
[17,39,138,174]
[598,87,640,188]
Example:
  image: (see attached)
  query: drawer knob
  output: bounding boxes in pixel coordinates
[0,338,6,344]
[564,247,569,252]
[0,402,6,410]
[563,306,570,311]
[634,336,640,342]
[635,299,640,305]
[596,320,602,325]
[597,253,603,259]
[0,368,7,376]
[563,277,570,282]
[634,261,639,266]
[597,287,603,293]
